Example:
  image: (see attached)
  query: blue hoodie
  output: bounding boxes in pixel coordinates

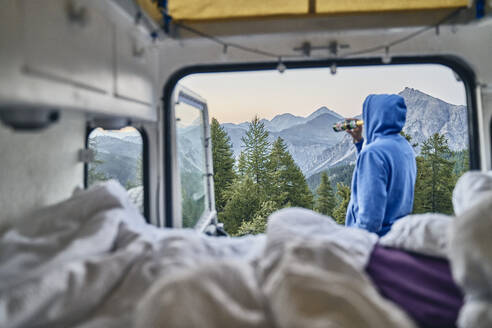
[345,94,416,236]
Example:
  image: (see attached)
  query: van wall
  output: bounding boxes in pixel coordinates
[0,112,85,227]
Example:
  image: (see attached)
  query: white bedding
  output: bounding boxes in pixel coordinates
[2,171,491,328]
[450,172,492,328]
[0,181,416,328]
[379,213,451,258]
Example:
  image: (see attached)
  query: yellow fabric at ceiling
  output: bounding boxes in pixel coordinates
[316,0,470,14]
[138,0,470,23]
[168,0,309,21]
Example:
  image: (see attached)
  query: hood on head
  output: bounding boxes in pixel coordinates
[362,94,407,144]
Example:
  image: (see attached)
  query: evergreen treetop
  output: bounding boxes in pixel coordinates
[268,137,313,209]
[413,133,456,215]
[210,118,236,213]
[240,116,271,189]
[220,176,261,235]
[332,183,351,225]
[315,172,336,217]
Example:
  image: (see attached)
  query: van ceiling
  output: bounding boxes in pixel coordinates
[139,0,469,21]
[168,0,469,21]
[137,0,472,37]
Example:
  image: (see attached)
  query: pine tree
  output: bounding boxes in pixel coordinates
[237,151,247,177]
[286,162,313,209]
[220,176,261,235]
[235,200,278,236]
[315,172,336,217]
[332,183,351,225]
[235,215,267,237]
[240,116,271,190]
[267,138,289,206]
[87,138,109,186]
[414,133,456,215]
[210,118,236,213]
[267,137,313,208]
[413,156,432,213]
[452,148,469,178]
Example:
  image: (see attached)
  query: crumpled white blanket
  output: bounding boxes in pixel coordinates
[137,208,415,328]
[0,181,417,328]
[379,171,492,260]
[379,213,452,258]
[449,172,492,328]
[256,208,415,328]
[0,181,265,328]
[452,170,492,217]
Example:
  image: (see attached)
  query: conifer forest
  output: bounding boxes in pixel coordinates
[211,117,469,236]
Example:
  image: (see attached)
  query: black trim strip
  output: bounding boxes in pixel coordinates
[83,125,91,189]
[162,55,480,227]
[162,80,175,228]
[490,115,492,165]
[139,127,151,222]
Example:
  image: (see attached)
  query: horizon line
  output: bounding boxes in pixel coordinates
[216,86,465,125]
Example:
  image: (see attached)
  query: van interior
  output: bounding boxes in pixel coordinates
[1,1,491,327]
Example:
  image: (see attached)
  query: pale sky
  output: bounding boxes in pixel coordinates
[180,64,466,124]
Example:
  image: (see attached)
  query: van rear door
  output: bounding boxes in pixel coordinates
[171,86,217,232]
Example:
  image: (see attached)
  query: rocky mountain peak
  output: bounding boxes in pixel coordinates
[399,87,452,106]
[307,106,343,120]
[399,87,423,96]
[219,88,467,178]
[272,113,297,120]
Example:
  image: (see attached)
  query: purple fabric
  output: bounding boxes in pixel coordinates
[366,245,463,328]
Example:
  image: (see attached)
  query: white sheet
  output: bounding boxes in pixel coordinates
[452,170,492,217]
[257,208,415,328]
[449,172,492,328]
[0,181,265,327]
[378,171,492,260]
[0,182,416,328]
[136,208,415,328]
[379,213,452,258]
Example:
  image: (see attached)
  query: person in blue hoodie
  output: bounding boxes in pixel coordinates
[345,94,416,237]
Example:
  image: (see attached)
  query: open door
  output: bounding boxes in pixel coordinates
[170,85,217,232]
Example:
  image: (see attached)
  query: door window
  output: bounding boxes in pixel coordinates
[175,101,207,227]
[87,127,144,213]
[174,89,215,229]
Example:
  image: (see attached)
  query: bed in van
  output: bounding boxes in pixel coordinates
[0,1,491,327]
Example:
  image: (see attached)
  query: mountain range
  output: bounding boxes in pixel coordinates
[221,87,468,178]
[88,131,142,187]
[89,87,468,188]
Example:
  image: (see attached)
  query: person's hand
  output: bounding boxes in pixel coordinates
[345,118,363,143]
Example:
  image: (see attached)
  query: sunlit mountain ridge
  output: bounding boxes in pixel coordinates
[221,87,468,178]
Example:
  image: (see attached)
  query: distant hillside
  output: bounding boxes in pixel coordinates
[307,164,355,194]
[89,88,468,194]
[400,87,468,152]
[89,132,142,187]
[221,88,468,178]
